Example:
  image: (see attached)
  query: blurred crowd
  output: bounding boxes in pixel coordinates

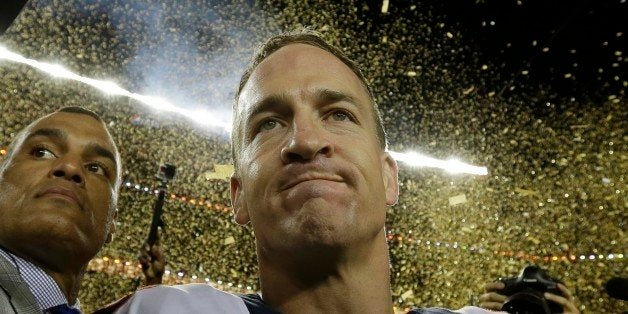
[0,0,625,312]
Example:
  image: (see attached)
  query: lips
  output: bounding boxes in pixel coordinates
[38,186,82,208]
[279,173,345,191]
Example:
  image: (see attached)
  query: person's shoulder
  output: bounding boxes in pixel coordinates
[0,255,40,314]
[408,308,459,314]
[99,284,249,314]
[409,306,503,314]
[453,306,506,314]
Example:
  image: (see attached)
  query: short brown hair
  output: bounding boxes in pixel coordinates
[231,28,387,169]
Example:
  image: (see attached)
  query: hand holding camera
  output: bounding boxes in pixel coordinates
[478,265,579,314]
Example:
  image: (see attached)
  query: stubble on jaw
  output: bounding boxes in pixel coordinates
[277,197,360,248]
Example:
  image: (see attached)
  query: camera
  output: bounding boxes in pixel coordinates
[498,265,564,314]
[156,163,176,182]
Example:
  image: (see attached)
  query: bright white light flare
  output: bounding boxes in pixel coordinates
[388,151,488,175]
[0,45,231,131]
[1,45,488,175]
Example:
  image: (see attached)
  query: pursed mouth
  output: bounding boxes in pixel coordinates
[280,176,344,191]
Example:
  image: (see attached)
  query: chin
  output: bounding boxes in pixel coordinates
[281,213,354,249]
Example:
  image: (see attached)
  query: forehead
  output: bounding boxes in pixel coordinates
[238,43,370,114]
[24,112,114,149]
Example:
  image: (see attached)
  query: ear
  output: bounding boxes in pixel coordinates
[105,208,118,244]
[230,175,250,225]
[381,152,399,205]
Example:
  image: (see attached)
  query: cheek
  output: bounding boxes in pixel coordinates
[0,169,36,206]
[0,181,23,210]
[90,184,115,221]
[351,149,384,183]
[246,160,262,182]
[241,143,279,187]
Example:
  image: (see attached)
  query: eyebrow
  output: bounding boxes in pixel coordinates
[312,88,360,108]
[25,128,67,142]
[247,92,292,122]
[246,88,360,121]
[25,127,118,172]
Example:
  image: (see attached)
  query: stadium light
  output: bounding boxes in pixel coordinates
[388,151,488,175]
[1,44,488,175]
[0,45,232,132]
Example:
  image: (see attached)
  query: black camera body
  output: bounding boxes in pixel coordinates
[156,163,176,182]
[499,265,564,314]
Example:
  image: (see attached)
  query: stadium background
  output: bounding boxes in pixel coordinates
[0,0,625,312]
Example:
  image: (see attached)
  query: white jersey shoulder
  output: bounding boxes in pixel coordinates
[453,306,507,314]
[114,283,249,314]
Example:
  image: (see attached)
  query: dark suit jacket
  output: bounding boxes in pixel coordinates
[0,254,41,314]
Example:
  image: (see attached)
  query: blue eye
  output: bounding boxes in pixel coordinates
[331,111,350,121]
[259,120,279,131]
[328,110,355,122]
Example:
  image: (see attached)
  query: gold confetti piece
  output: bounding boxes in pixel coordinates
[407,71,417,77]
[570,124,590,129]
[204,164,234,181]
[527,236,540,245]
[515,188,537,196]
[381,0,389,13]
[462,86,475,95]
[224,236,235,245]
[401,290,414,299]
[449,194,467,206]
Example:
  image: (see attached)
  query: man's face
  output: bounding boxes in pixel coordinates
[232,44,398,252]
[0,112,119,267]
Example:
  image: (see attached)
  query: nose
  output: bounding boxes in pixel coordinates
[280,116,333,163]
[50,155,84,185]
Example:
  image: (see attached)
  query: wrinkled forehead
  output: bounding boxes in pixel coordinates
[238,44,369,114]
[28,112,115,146]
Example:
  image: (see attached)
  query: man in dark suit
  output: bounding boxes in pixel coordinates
[0,106,121,313]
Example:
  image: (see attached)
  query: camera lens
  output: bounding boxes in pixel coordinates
[503,290,552,314]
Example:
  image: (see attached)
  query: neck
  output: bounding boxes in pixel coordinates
[47,266,85,304]
[34,250,86,305]
[258,231,393,314]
